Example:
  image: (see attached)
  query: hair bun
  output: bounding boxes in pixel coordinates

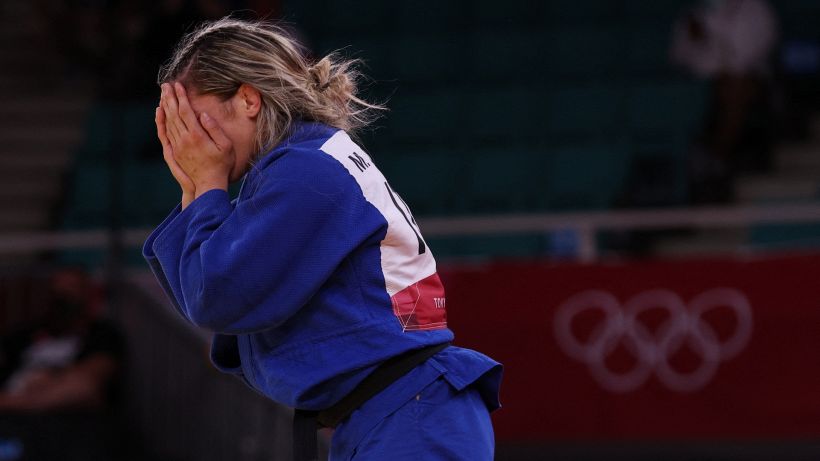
[308,58,333,92]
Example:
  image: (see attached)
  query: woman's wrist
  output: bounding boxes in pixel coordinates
[194,178,229,198]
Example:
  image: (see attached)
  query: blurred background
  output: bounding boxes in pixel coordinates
[1,0,820,459]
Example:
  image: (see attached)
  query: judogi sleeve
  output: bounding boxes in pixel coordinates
[143,204,189,320]
[143,155,379,334]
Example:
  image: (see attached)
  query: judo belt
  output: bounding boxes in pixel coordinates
[293,342,451,461]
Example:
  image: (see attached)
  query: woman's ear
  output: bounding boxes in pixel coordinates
[236,84,262,118]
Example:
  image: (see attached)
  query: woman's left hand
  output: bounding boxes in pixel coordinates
[160,82,235,198]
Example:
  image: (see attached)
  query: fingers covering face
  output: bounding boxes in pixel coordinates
[199,112,231,152]
[173,82,203,134]
[155,107,172,155]
[161,82,189,145]
[158,81,233,158]
[156,105,194,190]
[161,82,213,147]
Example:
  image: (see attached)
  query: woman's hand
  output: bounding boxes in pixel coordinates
[155,104,196,208]
[160,82,235,200]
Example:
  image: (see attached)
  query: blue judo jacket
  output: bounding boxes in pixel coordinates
[143,121,501,412]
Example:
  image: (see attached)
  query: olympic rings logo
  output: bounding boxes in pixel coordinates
[553,288,753,393]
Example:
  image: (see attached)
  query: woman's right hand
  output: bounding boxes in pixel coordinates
[155,106,196,208]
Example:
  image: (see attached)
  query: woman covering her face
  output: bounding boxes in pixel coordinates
[144,18,502,461]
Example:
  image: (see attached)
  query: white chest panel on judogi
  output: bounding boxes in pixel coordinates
[320,131,446,331]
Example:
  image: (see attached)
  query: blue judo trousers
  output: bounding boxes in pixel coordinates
[143,121,502,459]
[329,348,499,460]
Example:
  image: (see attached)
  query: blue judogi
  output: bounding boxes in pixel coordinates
[143,121,502,458]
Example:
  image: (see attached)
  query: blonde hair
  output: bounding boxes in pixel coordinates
[158,18,384,155]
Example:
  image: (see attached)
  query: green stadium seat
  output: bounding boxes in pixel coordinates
[281,0,327,32]
[394,1,469,32]
[56,248,108,270]
[544,26,625,80]
[74,104,115,160]
[626,26,676,77]
[122,163,181,226]
[464,87,546,142]
[62,160,181,230]
[472,0,543,28]
[775,0,820,38]
[464,149,549,213]
[379,149,466,216]
[392,35,464,84]
[142,163,180,208]
[316,35,394,82]
[313,0,393,35]
[121,102,159,160]
[57,246,148,270]
[627,82,707,137]
[544,143,631,210]
[75,101,157,161]
[469,31,549,83]
[387,90,464,143]
[427,234,547,260]
[623,0,691,26]
[63,163,110,225]
[544,0,620,24]
[545,85,624,140]
[749,223,820,250]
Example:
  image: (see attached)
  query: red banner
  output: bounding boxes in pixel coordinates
[440,253,820,441]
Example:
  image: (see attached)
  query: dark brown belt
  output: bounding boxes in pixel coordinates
[293,342,451,461]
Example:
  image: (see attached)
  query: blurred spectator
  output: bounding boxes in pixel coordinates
[0,268,125,461]
[672,0,777,78]
[672,0,779,203]
[132,0,235,98]
[36,0,240,98]
[36,0,112,80]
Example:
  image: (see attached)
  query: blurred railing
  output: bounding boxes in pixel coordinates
[419,202,820,261]
[3,202,820,262]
